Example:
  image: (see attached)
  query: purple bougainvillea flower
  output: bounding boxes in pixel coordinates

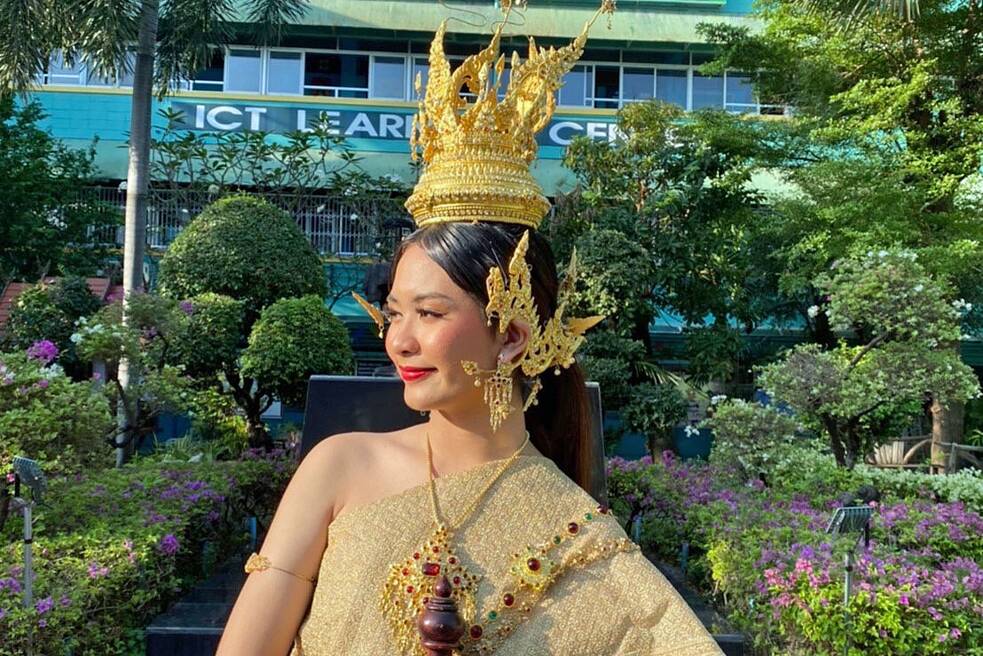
[35,596,54,615]
[159,533,180,556]
[27,340,59,365]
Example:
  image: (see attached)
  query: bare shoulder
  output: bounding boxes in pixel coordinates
[309,427,426,521]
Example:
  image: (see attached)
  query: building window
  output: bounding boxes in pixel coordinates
[267,51,303,95]
[192,50,224,91]
[622,67,654,103]
[411,57,429,97]
[655,69,687,109]
[725,72,756,113]
[558,65,591,107]
[226,49,262,93]
[593,65,620,109]
[304,52,369,97]
[370,55,407,99]
[85,51,135,87]
[47,52,84,85]
[692,71,724,109]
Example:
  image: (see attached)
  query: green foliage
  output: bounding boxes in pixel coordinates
[2,276,101,376]
[578,329,647,411]
[158,195,326,321]
[684,325,745,386]
[621,382,687,456]
[168,293,245,380]
[0,350,113,477]
[241,295,353,408]
[73,294,195,453]
[557,100,785,391]
[0,98,118,282]
[705,399,801,482]
[698,0,983,342]
[0,455,295,656]
[759,250,979,468]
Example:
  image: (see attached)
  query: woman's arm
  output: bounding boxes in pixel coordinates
[216,436,352,656]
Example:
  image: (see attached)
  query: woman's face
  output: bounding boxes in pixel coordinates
[384,243,501,414]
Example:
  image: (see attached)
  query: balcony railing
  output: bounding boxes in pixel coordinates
[83,187,413,257]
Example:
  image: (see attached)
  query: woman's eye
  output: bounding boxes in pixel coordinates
[418,310,443,319]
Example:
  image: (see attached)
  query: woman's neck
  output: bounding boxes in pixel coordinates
[422,406,534,475]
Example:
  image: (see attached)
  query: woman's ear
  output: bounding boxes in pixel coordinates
[499,319,532,365]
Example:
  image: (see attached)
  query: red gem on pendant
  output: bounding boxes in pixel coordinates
[527,558,541,572]
[406,585,415,594]
[567,522,580,534]
[401,567,409,576]
[470,625,483,639]
[422,562,440,576]
[453,575,461,585]
[423,596,430,604]
[413,552,421,560]
[449,556,457,564]
[432,546,440,553]
[503,593,515,607]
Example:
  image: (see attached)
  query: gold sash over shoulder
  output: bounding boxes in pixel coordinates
[288,455,723,656]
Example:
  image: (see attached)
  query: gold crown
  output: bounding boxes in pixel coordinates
[405,1,616,229]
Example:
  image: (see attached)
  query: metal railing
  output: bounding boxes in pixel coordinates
[83,187,412,256]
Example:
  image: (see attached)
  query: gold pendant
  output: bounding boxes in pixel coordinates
[380,523,481,655]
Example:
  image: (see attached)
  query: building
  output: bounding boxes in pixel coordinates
[32,0,767,193]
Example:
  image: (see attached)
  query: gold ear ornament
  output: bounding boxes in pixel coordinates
[352,291,387,339]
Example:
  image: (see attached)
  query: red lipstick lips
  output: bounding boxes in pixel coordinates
[398,366,436,382]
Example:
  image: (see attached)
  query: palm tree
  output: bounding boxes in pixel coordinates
[794,0,920,22]
[0,0,308,465]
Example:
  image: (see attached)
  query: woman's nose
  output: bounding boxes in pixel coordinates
[387,318,420,357]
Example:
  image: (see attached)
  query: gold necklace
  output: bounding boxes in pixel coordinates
[380,430,530,656]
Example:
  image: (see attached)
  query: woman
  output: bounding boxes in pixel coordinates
[218,3,724,654]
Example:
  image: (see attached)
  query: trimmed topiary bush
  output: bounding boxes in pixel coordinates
[158,195,326,320]
[241,295,354,408]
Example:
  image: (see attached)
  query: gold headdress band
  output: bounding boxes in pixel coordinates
[353,1,612,430]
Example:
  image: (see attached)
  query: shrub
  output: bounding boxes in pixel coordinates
[621,382,687,456]
[2,276,101,377]
[578,329,646,411]
[158,195,326,321]
[0,349,112,477]
[0,453,295,656]
[241,295,354,408]
[705,399,801,483]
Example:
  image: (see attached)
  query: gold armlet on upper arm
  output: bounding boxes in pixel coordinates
[244,552,317,584]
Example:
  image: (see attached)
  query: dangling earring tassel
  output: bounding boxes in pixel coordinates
[485,357,515,433]
[521,378,543,412]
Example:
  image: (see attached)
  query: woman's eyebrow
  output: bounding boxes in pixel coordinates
[386,292,456,305]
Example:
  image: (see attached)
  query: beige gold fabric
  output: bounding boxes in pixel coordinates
[288,455,723,655]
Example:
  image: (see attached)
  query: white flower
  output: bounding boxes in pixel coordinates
[878,250,888,258]
[710,394,727,405]
[914,284,924,292]
[683,424,700,437]
[70,333,82,344]
[807,305,820,318]
[350,213,359,221]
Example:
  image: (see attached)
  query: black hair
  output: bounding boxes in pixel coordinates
[389,222,595,492]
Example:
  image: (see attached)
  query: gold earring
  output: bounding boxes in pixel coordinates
[462,355,516,432]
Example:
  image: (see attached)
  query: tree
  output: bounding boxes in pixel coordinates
[158,195,352,448]
[758,250,979,468]
[699,0,983,445]
[0,0,310,465]
[0,98,118,283]
[554,101,785,390]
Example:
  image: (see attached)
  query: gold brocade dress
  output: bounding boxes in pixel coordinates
[289,454,724,656]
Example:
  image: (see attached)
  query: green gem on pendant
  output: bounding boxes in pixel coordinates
[487,610,499,622]
[552,535,562,545]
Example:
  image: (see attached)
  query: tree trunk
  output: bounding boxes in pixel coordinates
[931,396,965,473]
[824,417,847,468]
[116,0,159,467]
[930,342,965,473]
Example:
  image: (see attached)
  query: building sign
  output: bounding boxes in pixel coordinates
[169,101,620,155]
